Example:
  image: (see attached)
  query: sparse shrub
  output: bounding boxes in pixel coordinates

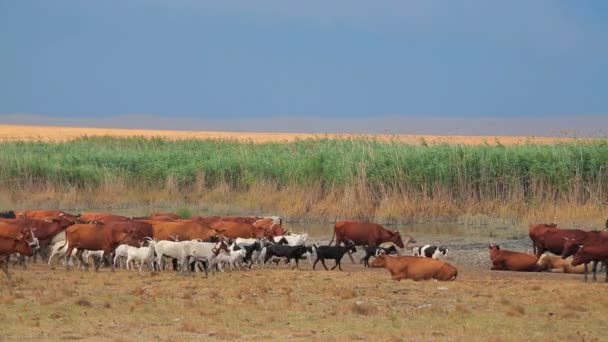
[176,206,192,219]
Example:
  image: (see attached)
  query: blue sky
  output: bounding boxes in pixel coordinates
[1,1,607,134]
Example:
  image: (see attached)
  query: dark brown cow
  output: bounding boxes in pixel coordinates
[528,224,590,257]
[529,223,557,255]
[78,212,130,223]
[571,243,608,282]
[0,228,39,280]
[489,244,539,272]
[371,254,458,281]
[63,223,146,271]
[148,221,217,241]
[210,220,264,239]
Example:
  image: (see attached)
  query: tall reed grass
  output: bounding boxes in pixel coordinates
[1,136,607,223]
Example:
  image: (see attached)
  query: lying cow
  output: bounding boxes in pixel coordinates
[536,253,585,274]
[489,244,539,272]
[371,254,457,281]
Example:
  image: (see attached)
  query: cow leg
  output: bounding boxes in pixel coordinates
[592,261,598,282]
[75,249,87,271]
[584,263,588,282]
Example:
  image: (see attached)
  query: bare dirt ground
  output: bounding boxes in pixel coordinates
[0,124,578,144]
[1,237,606,342]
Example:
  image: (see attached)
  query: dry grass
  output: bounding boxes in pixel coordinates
[0,124,580,145]
[1,263,607,341]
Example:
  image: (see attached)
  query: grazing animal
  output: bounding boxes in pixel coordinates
[488,244,539,272]
[412,245,449,259]
[211,220,265,239]
[113,244,137,269]
[312,240,356,271]
[148,221,218,242]
[329,220,408,263]
[536,253,585,274]
[570,244,608,282]
[263,244,308,269]
[371,254,458,281]
[528,223,557,255]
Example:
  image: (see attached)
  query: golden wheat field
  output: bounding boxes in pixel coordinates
[1,262,607,342]
[0,124,577,144]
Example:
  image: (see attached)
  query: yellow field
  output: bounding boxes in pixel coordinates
[1,263,606,341]
[0,124,577,144]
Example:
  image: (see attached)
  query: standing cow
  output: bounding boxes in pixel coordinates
[329,220,405,263]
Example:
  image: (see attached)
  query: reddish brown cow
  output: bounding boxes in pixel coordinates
[528,224,590,257]
[63,223,145,271]
[149,212,180,220]
[16,210,79,223]
[371,254,458,281]
[2,217,74,262]
[210,220,264,239]
[571,243,608,282]
[78,212,130,223]
[330,220,405,248]
[148,221,217,241]
[0,228,39,280]
[529,223,557,255]
[252,217,286,237]
[489,244,539,272]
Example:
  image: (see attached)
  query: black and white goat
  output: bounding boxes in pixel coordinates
[412,245,449,259]
[312,240,356,271]
[361,242,400,267]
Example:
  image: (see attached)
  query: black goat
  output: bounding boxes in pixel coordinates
[312,240,356,271]
[361,244,399,267]
[263,244,308,269]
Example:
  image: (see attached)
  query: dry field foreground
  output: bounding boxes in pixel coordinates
[0,124,577,144]
[1,263,606,342]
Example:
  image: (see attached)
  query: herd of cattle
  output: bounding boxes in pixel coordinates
[0,209,607,283]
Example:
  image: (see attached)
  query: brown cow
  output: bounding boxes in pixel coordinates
[149,212,180,220]
[210,220,264,239]
[0,228,39,280]
[536,253,585,274]
[571,243,608,282]
[489,244,539,272]
[528,224,591,257]
[2,217,74,262]
[252,217,286,237]
[78,212,131,223]
[330,220,405,263]
[529,223,557,255]
[371,254,458,281]
[149,221,217,241]
[63,223,145,271]
[16,209,79,223]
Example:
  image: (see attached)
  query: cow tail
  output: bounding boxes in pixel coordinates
[57,240,68,251]
[328,230,336,246]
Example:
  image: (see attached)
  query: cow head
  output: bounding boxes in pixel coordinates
[536,253,553,271]
[570,246,586,266]
[370,254,387,268]
[389,230,405,248]
[489,244,501,258]
[561,238,582,259]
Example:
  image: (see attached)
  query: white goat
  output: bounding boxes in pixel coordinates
[154,240,187,271]
[126,240,157,272]
[180,240,227,276]
[113,244,136,269]
[48,240,73,267]
[211,249,246,272]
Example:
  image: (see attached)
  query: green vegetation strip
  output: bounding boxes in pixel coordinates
[1,136,607,201]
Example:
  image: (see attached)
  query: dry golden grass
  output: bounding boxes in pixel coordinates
[0,124,579,145]
[1,263,607,341]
